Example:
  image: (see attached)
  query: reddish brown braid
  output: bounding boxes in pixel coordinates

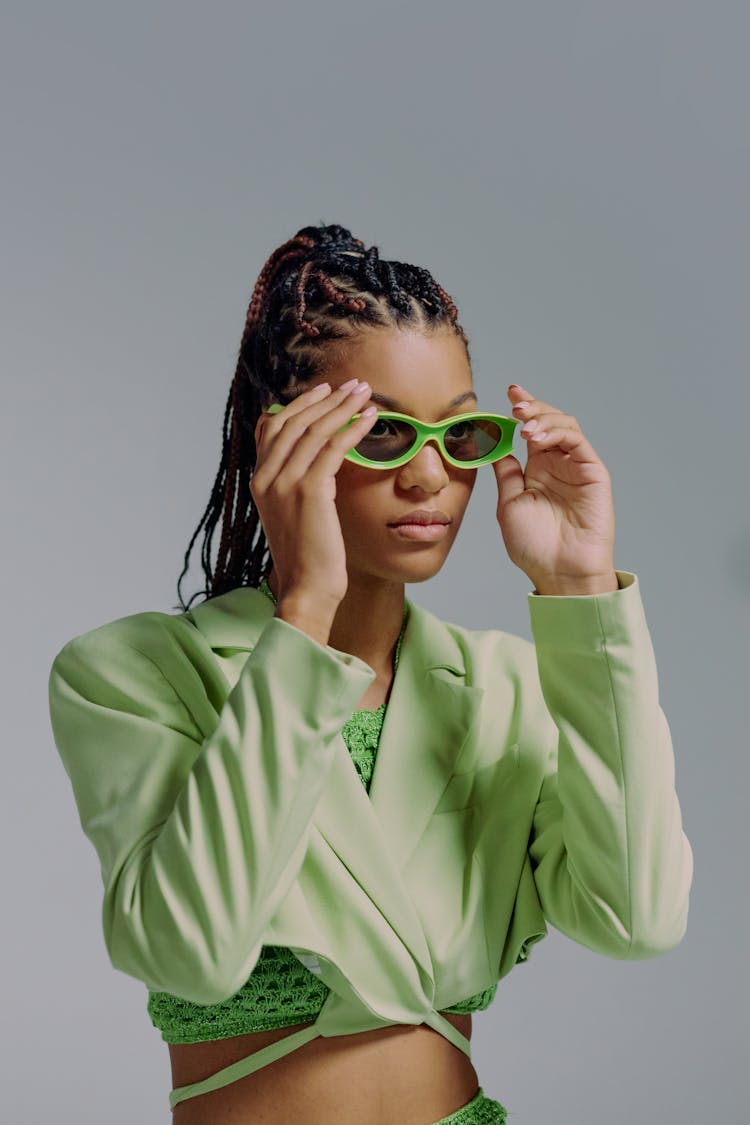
[217,234,322,580]
[241,235,318,347]
[435,284,462,335]
[174,223,470,612]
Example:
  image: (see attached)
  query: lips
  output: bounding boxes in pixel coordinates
[388,509,452,526]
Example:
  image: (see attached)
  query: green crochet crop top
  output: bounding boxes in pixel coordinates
[146,579,498,1044]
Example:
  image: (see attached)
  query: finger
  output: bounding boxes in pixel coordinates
[303,407,380,482]
[258,386,375,489]
[492,452,526,505]
[256,378,371,449]
[508,382,545,405]
[517,411,579,438]
[522,423,602,462]
[255,380,362,465]
[512,395,577,422]
[508,385,569,421]
[256,379,332,428]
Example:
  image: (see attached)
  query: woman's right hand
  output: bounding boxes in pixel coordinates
[251,378,377,617]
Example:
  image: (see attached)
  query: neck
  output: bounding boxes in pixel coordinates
[265,568,406,676]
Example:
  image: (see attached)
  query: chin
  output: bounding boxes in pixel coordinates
[371,547,454,585]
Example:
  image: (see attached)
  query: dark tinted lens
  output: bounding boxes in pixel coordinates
[444,418,503,461]
[353,416,504,463]
[354,418,418,462]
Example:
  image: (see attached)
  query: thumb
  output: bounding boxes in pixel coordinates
[492,453,526,509]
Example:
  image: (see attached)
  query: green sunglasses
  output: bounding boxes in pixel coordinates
[265,402,520,470]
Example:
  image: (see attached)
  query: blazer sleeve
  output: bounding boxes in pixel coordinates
[48,612,376,1005]
[524,570,693,959]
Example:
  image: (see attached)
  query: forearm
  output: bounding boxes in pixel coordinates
[526,571,693,957]
[49,613,376,1005]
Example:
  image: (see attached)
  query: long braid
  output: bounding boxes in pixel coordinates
[173,222,470,612]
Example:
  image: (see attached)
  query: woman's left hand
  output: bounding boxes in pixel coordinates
[491,383,617,594]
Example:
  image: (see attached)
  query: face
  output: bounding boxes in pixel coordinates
[294,327,479,588]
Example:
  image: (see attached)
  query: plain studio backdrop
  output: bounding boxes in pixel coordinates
[2,2,745,1122]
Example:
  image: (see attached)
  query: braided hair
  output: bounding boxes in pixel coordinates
[173,222,470,612]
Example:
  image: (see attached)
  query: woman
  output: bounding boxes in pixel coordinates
[48,223,693,1123]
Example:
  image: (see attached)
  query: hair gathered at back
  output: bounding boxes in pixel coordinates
[173,222,470,612]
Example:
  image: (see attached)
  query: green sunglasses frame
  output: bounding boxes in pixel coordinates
[265,403,520,470]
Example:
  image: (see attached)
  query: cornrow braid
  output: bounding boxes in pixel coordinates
[173,222,470,612]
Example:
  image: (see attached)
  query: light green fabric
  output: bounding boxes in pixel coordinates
[145,698,497,1044]
[47,571,693,1111]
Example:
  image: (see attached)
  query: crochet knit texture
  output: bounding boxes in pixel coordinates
[146,584,498,1043]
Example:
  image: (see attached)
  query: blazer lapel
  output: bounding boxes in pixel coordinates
[185,586,485,990]
[187,585,484,865]
[366,600,485,870]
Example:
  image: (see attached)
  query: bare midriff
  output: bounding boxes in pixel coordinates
[169,1010,477,1125]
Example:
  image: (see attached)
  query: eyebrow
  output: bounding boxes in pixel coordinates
[366,389,478,414]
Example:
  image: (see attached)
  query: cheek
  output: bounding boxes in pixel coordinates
[333,465,385,523]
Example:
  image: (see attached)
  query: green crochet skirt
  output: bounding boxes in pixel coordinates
[433,1085,508,1123]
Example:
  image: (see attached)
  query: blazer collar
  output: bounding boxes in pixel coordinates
[185,584,466,676]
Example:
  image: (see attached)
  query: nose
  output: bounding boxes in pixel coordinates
[397,437,451,489]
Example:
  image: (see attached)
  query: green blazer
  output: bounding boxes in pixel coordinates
[48,570,693,1108]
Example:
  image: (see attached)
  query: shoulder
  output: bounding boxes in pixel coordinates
[48,604,210,709]
[52,605,191,665]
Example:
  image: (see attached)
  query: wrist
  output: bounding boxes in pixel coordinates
[531,572,620,596]
[275,597,336,647]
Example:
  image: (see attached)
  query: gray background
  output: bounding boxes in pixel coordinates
[2,1,746,1121]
